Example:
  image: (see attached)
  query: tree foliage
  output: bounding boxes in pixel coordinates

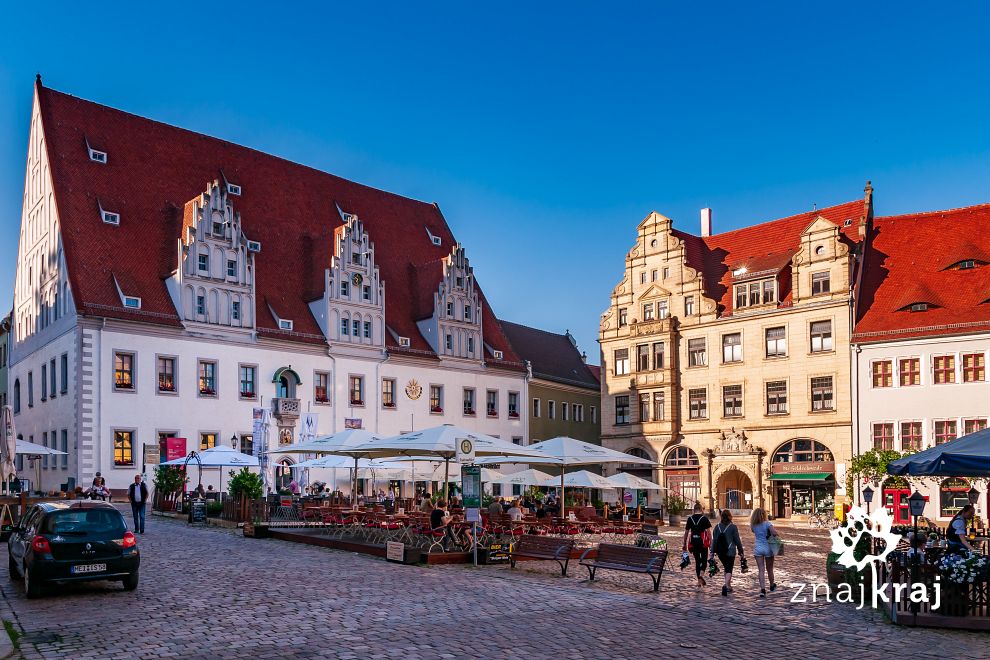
[845,448,910,494]
[227,468,264,501]
[153,466,187,499]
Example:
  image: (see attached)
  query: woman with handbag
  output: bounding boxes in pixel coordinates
[750,507,779,598]
[683,502,712,587]
[710,510,744,597]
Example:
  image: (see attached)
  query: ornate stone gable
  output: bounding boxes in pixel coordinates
[169,180,257,331]
[418,244,483,361]
[319,206,385,348]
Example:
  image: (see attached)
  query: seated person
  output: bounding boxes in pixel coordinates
[535,502,548,519]
[487,497,503,517]
[906,532,928,561]
[507,500,524,522]
[431,499,457,549]
[419,494,434,512]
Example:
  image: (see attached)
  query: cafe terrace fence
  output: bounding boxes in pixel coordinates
[882,552,990,630]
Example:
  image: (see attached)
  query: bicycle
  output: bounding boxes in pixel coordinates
[809,511,840,530]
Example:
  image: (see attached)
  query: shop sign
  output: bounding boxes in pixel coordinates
[772,461,834,475]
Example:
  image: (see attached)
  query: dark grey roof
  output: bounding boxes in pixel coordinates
[499,321,600,390]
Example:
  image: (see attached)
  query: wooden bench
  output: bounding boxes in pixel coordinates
[579,543,669,592]
[509,534,576,576]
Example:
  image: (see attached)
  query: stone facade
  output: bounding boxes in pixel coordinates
[600,197,869,516]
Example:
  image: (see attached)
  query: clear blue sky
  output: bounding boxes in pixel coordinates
[2,3,989,358]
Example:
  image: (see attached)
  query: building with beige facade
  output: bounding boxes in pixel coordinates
[600,188,873,519]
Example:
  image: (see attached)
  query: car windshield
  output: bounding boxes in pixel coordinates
[43,509,126,535]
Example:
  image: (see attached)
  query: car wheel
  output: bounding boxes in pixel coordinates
[24,565,42,599]
[8,554,21,580]
[122,572,138,591]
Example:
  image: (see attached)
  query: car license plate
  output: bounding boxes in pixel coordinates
[71,563,106,574]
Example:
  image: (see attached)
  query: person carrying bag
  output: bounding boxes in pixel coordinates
[710,510,744,597]
[682,502,712,587]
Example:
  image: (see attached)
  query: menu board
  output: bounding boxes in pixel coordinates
[189,499,208,525]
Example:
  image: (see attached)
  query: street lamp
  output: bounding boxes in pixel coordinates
[908,490,927,615]
[230,434,239,451]
[862,485,874,515]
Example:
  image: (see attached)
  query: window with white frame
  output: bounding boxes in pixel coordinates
[765,326,786,358]
[157,356,176,393]
[657,300,669,319]
[614,348,630,375]
[615,396,629,425]
[463,388,476,415]
[688,388,707,419]
[810,321,833,353]
[113,352,134,390]
[642,303,654,321]
[349,376,364,405]
[766,380,787,415]
[684,296,695,316]
[382,378,396,408]
[430,385,443,413]
[114,430,134,466]
[508,392,520,418]
[486,390,498,417]
[198,360,217,396]
[810,376,834,411]
[532,398,541,418]
[239,365,256,399]
[687,338,707,367]
[722,384,742,417]
[811,271,830,295]
[722,333,742,363]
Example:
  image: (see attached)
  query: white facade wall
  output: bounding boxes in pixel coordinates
[65,324,526,491]
[853,332,990,521]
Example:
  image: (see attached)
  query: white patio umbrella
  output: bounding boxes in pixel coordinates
[516,436,655,517]
[0,406,17,493]
[488,468,556,487]
[268,429,385,504]
[606,472,663,490]
[354,425,554,500]
[161,445,258,494]
[15,438,67,495]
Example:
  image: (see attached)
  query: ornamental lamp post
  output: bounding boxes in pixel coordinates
[862,485,874,515]
[908,490,927,615]
[231,434,239,450]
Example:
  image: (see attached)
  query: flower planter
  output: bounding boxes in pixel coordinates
[668,514,681,526]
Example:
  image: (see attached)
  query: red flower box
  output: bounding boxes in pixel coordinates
[508,412,520,419]
[430,406,443,414]
[315,396,330,404]
[350,399,364,406]
[240,391,256,399]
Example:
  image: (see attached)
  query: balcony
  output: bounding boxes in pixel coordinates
[272,397,301,422]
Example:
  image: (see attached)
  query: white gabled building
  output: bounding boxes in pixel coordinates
[852,204,990,525]
[8,79,528,493]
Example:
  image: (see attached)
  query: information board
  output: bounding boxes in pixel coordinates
[462,466,481,509]
[189,499,208,525]
[386,541,405,563]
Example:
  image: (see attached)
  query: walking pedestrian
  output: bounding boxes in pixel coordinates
[750,507,779,597]
[683,502,711,587]
[128,474,149,534]
[710,510,744,596]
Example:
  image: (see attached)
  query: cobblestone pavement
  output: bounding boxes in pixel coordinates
[0,512,988,659]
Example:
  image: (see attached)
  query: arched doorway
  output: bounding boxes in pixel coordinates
[272,367,302,399]
[275,458,294,492]
[769,439,835,518]
[664,447,701,508]
[718,469,753,511]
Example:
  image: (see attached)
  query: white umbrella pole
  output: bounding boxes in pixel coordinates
[353,456,359,506]
[560,470,565,518]
[444,458,450,502]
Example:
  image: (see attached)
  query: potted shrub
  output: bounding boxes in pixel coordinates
[664,493,688,526]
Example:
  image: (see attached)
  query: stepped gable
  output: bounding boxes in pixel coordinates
[35,81,520,363]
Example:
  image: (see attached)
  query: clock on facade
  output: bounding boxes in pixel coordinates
[351,273,363,286]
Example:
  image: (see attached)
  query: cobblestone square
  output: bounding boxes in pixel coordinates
[0,512,987,659]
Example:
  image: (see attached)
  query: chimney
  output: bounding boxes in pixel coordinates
[700,208,713,237]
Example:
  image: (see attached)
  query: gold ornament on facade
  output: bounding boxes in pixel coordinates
[405,379,423,400]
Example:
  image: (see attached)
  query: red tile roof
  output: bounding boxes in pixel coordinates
[37,83,521,366]
[673,200,866,315]
[853,203,990,343]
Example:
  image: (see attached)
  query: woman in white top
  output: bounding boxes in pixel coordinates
[750,507,779,598]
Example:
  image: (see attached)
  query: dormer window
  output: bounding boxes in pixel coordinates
[89,148,107,164]
[910,303,929,312]
[493,350,503,360]
[811,271,831,295]
[123,296,141,310]
[226,183,241,196]
[279,319,294,331]
[958,260,977,270]
[101,209,120,225]
[734,278,776,310]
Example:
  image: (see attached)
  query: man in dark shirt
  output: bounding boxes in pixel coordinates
[431,499,457,550]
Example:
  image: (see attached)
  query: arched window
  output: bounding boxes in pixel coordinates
[940,477,970,517]
[664,446,699,467]
[772,439,833,463]
[13,379,20,414]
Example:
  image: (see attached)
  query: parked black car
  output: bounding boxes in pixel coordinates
[8,501,140,598]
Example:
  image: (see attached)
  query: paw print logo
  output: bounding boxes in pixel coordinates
[829,505,901,571]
